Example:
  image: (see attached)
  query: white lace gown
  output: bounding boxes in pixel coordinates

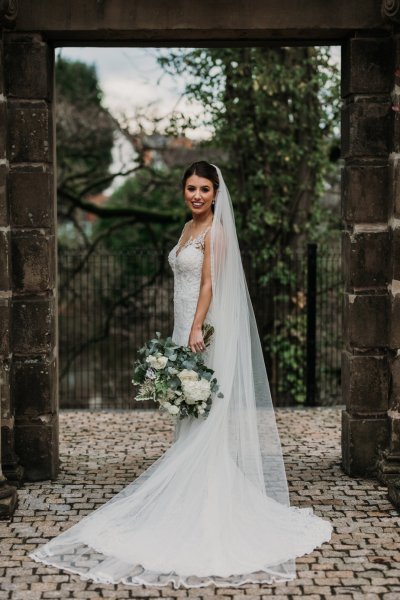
[168,224,215,442]
[29,223,333,589]
[168,223,215,349]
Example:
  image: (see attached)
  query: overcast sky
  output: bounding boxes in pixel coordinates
[57,47,178,112]
[57,46,341,128]
[56,47,206,135]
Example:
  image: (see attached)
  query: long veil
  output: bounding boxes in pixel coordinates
[209,164,291,507]
[29,165,333,588]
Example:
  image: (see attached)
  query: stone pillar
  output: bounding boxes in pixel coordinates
[4,32,59,481]
[0,4,20,517]
[377,30,400,506]
[341,35,394,476]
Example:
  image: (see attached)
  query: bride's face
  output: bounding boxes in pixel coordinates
[183,174,215,217]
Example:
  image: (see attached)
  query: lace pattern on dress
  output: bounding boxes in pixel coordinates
[175,223,211,257]
[167,222,214,348]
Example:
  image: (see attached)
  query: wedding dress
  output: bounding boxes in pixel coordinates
[29,165,333,589]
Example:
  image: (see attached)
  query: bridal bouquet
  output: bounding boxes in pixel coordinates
[132,323,223,419]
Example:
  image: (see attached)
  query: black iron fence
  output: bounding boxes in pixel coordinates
[58,243,342,409]
[266,244,342,407]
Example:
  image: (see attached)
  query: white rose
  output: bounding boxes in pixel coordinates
[182,378,211,404]
[178,369,198,382]
[183,393,196,405]
[147,355,168,370]
[168,405,180,415]
[156,356,168,369]
[146,355,157,367]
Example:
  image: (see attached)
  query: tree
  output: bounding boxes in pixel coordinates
[56,57,115,204]
[158,47,341,404]
[92,166,185,257]
[56,56,190,251]
[158,47,341,272]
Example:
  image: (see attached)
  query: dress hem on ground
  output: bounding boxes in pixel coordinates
[28,513,333,590]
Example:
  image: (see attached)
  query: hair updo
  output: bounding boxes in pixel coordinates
[181,161,219,211]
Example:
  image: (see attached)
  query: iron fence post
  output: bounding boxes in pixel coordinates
[306,243,317,406]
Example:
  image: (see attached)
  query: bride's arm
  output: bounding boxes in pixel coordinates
[188,231,212,352]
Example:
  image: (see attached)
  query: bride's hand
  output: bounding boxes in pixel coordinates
[188,326,205,353]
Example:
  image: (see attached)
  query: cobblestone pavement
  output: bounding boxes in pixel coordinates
[1,406,400,600]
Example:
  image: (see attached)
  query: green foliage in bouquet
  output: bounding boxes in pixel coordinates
[132,323,223,419]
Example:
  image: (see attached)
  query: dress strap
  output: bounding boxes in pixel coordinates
[175,221,191,257]
[176,221,212,256]
[177,220,190,243]
[199,225,211,243]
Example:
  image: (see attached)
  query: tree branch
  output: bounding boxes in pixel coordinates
[59,188,183,223]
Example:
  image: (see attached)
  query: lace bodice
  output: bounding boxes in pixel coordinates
[168,221,214,347]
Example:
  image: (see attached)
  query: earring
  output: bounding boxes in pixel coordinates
[212,200,215,204]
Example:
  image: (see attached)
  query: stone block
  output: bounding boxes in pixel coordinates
[394,112,400,154]
[4,39,52,100]
[341,351,389,414]
[377,444,400,495]
[341,37,393,97]
[0,229,10,291]
[342,229,390,291]
[0,403,23,485]
[8,169,54,229]
[390,354,400,411]
[341,164,390,224]
[1,420,16,467]
[392,226,400,281]
[0,163,8,226]
[0,355,10,417]
[11,232,55,293]
[11,297,55,354]
[11,356,57,416]
[389,290,400,348]
[343,293,389,349]
[14,417,59,481]
[342,409,390,476]
[394,46,400,153]
[0,99,6,159]
[341,100,392,158]
[389,412,400,454]
[0,43,3,96]
[0,299,10,355]
[388,479,400,508]
[0,484,18,520]
[393,157,400,217]
[7,101,51,163]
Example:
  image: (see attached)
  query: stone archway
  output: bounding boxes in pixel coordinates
[0,0,399,509]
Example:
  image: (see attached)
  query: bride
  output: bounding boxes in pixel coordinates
[29,161,333,589]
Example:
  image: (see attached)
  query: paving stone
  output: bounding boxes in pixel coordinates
[0,407,399,600]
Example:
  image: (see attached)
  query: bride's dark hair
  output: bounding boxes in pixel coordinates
[182,161,219,193]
